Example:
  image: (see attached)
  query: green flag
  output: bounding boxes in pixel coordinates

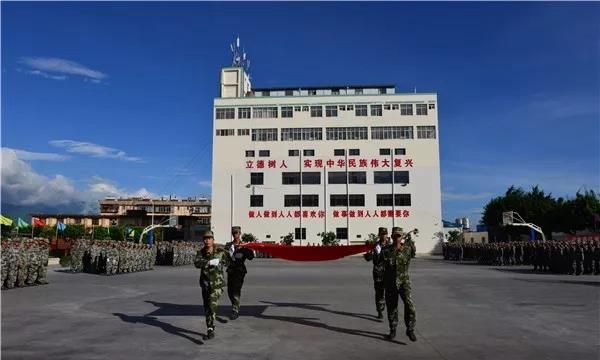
[17,218,29,228]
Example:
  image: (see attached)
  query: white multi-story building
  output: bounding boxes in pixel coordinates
[212,65,442,254]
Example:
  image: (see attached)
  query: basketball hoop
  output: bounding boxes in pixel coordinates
[502,211,546,241]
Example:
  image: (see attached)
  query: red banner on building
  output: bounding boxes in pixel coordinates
[243,243,372,261]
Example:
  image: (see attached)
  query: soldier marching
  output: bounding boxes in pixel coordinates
[225,226,255,320]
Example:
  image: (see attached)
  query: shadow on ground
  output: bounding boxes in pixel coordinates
[512,278,600,287]
[112,300,403,345]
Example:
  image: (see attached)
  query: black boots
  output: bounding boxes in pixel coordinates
[377,311,383,320]
[386,328,396,340]
[406,330,417,342]
[204,328,215,340]
[230,312,239,320]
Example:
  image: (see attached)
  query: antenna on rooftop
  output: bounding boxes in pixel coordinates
[230,35,250,72]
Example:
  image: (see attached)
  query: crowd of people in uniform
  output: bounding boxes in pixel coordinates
[70,239,156,275]
[442,240,600,275]
[1,237,50,289]
[154,240,200,266]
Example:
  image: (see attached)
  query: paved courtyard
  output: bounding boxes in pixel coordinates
[2,257,598,360]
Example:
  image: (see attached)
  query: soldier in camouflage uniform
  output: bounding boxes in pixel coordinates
[226,226,255,320]
[25,240,39,286]
[363,227,390,320]
[194,230,228,340]
[1,240,8,289]
[382,228,418,342]
[35,238,49,284]
[16,241,28,287]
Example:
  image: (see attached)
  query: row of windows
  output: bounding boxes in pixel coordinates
[245,148,406,157]
[231,126,436,141]
[294,227,349,240]
[216,103,435,120]
[250,171,410,185]
[249,193,412,207]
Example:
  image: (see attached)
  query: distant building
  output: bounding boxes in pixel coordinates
[462,231,488,244]
[31,197,212,242]
[99,197,211,241]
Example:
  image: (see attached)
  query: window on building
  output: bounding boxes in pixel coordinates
[281,128,323,141]
[349,194,365,206]
[289,149,300,157]
[332,89,340,95]
[330,195,347,207]
[395,194,412,206]
[376,194,393,206]
[154,206,171,213]
[302,194,319,207]
[309,89,317,96]
[328,172,347,184]
[310,106,323,117]
[294,106,301,112]
[285,90,294,96]
[302,172,321,184]
[348,171,367,184]
[417,126,436,139]
[237,129,250,136]
[400,104,413,116]
[326,127,368,140]
[245,150,255,157]
[285,195,301,207]
[258,150,270,157]
[349,149,360,156]
[347,105,354,111]
[238,107,251,119]
[302,106,309,112]
[251,128,278,141]
[253,107,278,119]
[250,173,264,185]
[355,105,368,116]
[334,149,345,156]
[395,148,406,155]
[339,105,346,111]
[384,104,391,110]
[379,148,391,156]
[303,149,315,156]
[282,172,301,185]
[216,108,235,119]
[325,105,338,117]
[355,88,363,95]
[374,171,410,184]
[336,227,348,240]
[216,129,235,136]
[416,104,428,115]
[370,105,383,116]
[92,218,100,226]
[428,103,436,110]
[392,104,399,110]
[281,106,293,118]
[371,126,413,140]
[295,227,306,240]
[250,195,263,207]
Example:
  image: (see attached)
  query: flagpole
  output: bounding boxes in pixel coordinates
[31,217,34,238]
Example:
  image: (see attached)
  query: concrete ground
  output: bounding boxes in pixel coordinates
[2,257,598,360]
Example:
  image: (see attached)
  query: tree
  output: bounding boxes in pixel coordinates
[317,231,338,246]
[446,230,462,243]
[64,225,85,239]
[242,233,257,243]
[281,233,294,245]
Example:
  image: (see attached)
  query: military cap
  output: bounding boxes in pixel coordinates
[231,226,241,234]
[391,227,402,234]
[202,230,214,239]
[378,227,388,236]
[392,228,403,238]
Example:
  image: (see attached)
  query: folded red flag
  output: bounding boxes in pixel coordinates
[242,243,372,262]
[33,218,46,227]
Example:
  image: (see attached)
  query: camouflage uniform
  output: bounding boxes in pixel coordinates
[194,231,228,335]
[1,240,8,288]
[364,227,390,318]
[35,239,49,284]
[226,226,254,318]
[16,241,28,287]
[25,241,39,285]
[382,229,417,341]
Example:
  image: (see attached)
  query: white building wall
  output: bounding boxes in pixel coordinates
[211,77,442,254]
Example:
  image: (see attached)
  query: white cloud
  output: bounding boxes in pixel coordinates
[198,180,212,188]
[19,57,107,82]
[442,192,495,201]
[49,140,143,162]
[1,148,154,213]
[2,147,69,161]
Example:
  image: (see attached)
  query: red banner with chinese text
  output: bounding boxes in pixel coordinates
[242,243,372,261]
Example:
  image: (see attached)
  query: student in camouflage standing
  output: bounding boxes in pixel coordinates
[226,226,255,320]
[363,227,390,320]
[194,230,228,340]
[382,228,418,342]
[35,238,49,284]
[25,240,39,286]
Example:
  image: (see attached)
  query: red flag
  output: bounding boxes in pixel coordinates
[242,243,372,262]
[32,218,46,227]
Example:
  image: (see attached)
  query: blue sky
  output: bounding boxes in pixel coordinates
[2,2,599,225]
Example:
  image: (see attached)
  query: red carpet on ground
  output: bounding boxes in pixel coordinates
[242,243,372,261]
